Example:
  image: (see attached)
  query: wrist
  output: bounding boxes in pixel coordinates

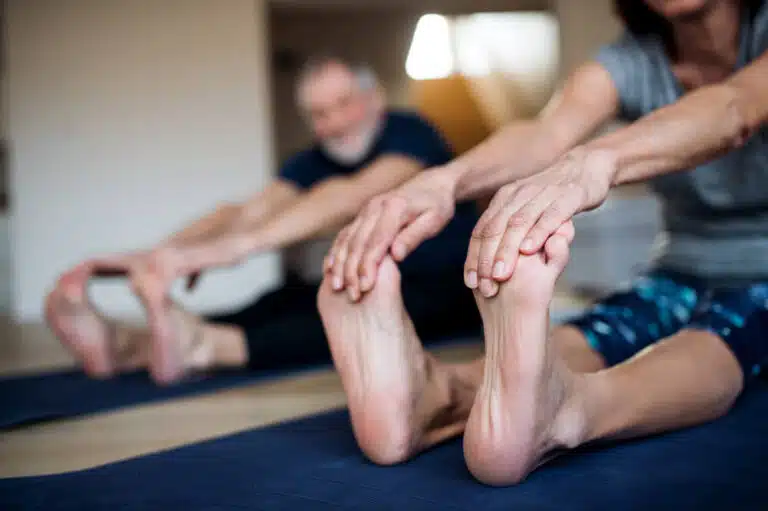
[438,161,467,200]
[574,143,621,188]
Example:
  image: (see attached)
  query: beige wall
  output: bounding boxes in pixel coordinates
[553,0,623,79]
[6,0,280,321]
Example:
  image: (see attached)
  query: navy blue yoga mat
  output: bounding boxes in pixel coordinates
[0,366,316,430]
[0,335,483,430]
[2,382,767,510]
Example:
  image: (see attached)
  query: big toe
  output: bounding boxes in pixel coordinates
[544,235,570,274]
[376,256,401,288]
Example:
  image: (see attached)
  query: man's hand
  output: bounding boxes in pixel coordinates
[465,147,616,298]
[325,167,458,301]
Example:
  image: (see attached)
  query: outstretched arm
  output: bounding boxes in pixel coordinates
[325,62,621,300]
[172,154,424,272]
[160,180,301,248]
[471,50,768,297]
[445,62,621,201]
[588,50,768,186]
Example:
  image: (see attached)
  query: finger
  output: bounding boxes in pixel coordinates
[329,222,357,291]
[463,190,515,289]
[554,219,575,243]
[389,210,441,264]
[356,196,410,292]
[344,204,385,301]
[489,187,560,283]
[521,190,583,254]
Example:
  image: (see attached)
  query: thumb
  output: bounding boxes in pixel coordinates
[391,212,445,261]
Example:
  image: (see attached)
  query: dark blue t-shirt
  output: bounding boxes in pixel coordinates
[278,110,477,277]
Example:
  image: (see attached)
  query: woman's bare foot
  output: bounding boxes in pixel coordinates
[463,235,588,486]
[318,257,468,465]
[45,264,213,384]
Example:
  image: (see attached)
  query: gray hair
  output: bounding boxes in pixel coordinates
[295,55,379,98]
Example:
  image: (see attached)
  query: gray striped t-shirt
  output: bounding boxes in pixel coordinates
[595,2,768,285]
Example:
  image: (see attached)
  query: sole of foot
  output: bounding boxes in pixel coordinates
[45,264,116,378]
[463,234,587,486]
[318,256,431,466]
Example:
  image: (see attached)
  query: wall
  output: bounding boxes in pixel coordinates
[408,75,493,156]
[0,214,10,314]
[6,0,280,322]
[553,0,623,79]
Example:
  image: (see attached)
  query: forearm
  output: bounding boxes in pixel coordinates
[162,181,299,249]
[237,178,359,251]
[161,205,241,247]
[174,178,362,271]
[586,84,755,186]
[446,119,573,201]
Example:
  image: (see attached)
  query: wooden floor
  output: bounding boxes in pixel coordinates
[0,293,585,479]
[0,318,485,479]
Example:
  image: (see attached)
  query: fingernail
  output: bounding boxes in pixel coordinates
[332,276,342,290]
[360,276,371,290]
[466,270,478,288]
[521,238,534,251]
[480,279,494,297]
[492,261,505,278]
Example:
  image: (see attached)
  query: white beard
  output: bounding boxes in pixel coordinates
[321,114,384,166]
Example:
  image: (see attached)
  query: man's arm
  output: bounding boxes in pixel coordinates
[173,154,424,271]
[160,180,300,248]
[445,62,621,201]
[585,50,768,185]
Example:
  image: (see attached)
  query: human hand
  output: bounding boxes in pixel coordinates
[56,251,149,281]
[465,148,616,297]
[325,167,459,301]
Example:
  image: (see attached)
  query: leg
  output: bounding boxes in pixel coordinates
[318,256,481,465]
[463,239,754,486]
[46,265,247,382]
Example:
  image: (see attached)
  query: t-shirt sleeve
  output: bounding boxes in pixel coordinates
[752,1,768,55]
[594,32,652,122]
[377,114,454,168]
[277,149,326,189]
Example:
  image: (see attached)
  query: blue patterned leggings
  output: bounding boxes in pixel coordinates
[565,269,768,383]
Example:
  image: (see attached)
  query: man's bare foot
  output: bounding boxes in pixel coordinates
[45,264,211,384]
[45,263,121,378]
[463,235,588,486]
[318,257,465,465]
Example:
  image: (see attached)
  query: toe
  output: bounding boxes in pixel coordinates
[544,235,570,273]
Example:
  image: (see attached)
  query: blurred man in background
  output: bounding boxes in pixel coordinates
[45,56,481,385]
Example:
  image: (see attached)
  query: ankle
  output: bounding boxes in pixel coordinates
[552,373,603,449]
[415,355,474,433]
[207,324,248,368]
